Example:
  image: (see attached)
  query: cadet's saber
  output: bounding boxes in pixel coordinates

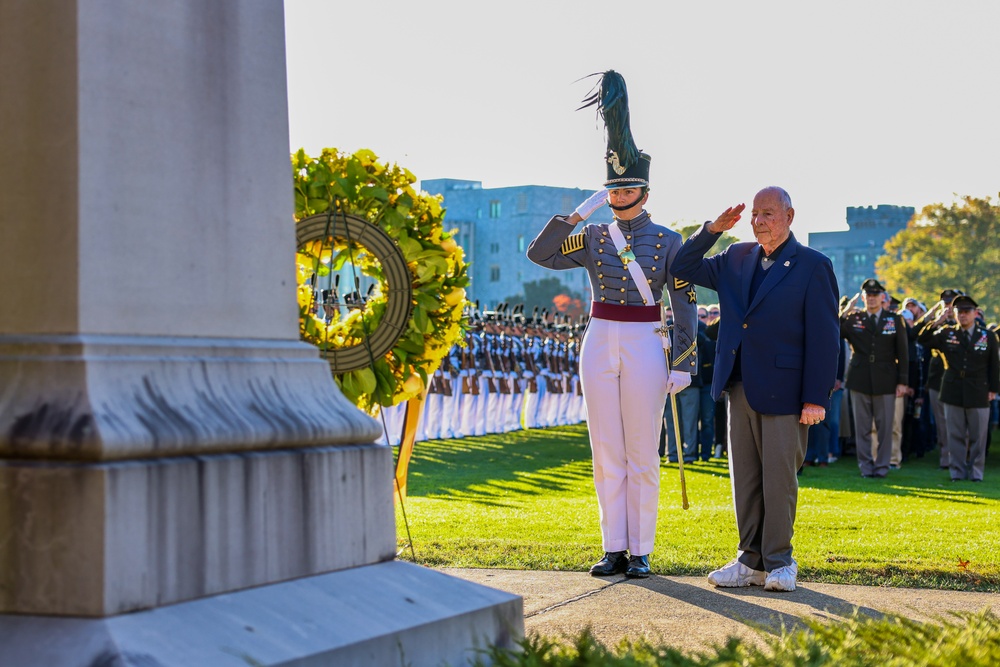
[658,305,689,510]
[668,396,690,510]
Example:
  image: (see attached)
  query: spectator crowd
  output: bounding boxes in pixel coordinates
[378,285,999,483]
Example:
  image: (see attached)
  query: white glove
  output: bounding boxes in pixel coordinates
[574,188,608,220]
[665,370,692,396]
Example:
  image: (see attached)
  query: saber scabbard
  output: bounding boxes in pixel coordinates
[657,303,689,510]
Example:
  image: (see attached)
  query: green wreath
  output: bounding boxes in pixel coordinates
[292,148,469,414]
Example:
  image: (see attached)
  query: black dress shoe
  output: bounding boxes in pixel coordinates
[590,551,628,576]
[625,554,651,578]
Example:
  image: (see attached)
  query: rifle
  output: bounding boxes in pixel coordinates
[482,333,499,394]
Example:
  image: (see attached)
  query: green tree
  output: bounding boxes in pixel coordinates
[876,195,1000,320]
[673,223,741,308]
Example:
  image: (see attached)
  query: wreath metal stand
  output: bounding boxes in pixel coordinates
[297,207,418,561]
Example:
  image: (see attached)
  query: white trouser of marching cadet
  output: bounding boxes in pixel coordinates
[571,380,584,422]
[422,389,441,440]
[440,379,460,438]
[521,373,543,429]
[580,317,668,556]
[545,372,563,427]
[458,370,477,437]
[554,380,570,426]
[505,373,523,432]
[496,374,514,433]
[473,373,490,436]
[484,370,501,435]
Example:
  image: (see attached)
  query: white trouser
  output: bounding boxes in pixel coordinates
[580,317,668,556]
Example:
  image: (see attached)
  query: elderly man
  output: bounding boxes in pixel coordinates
[672,186,839,592]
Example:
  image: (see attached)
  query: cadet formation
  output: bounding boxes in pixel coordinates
[378,305,588,444]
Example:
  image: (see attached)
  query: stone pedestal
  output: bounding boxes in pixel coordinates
[0,1,522,663]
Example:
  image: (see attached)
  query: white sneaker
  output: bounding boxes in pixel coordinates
[707,559,765,587]
[714,444,724,459]
[764,561,798,592]
[827,454,838,463]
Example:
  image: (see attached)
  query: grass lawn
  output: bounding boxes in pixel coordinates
[394,423,1000,592]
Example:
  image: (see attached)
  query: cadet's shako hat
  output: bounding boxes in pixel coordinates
[940,288,963,303]
[861,278,885,294]
[579,70,650,189]
[952,295,978,310]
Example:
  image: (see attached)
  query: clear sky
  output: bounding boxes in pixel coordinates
[285,1,999,242]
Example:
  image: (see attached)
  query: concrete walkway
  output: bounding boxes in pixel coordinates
[441,568,1000,652]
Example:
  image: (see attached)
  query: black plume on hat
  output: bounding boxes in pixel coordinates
[579,71,641,174]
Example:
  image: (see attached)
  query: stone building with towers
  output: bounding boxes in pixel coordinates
[809,204,915,297]
[421,178,612,310]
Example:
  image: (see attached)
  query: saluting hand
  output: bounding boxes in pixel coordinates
[707,203,745,234]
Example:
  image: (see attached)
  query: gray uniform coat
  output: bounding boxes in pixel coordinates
[525,211,698,372]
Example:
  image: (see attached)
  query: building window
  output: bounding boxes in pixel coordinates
[517,235,525,252]
[490,266,501,282]
[489,200,501,218]
[490,242,500,254]
[517,193,528,212]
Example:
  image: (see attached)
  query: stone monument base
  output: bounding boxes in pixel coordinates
[0,560,523,666]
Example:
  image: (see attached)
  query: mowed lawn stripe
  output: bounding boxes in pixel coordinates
[396,423,999,591]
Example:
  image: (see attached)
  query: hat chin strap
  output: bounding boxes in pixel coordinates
[608,191,645,211]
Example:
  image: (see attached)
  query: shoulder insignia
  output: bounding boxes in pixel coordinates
[686,286,698,303]
[673,277,690,290]
[560,233,585,255]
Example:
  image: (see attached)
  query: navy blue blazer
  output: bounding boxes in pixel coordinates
[672,225,840,415]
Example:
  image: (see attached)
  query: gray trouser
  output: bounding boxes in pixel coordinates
[929,389,949,466]
[942,403,989,481]
[852,392,895,476]
[727,383,807,572]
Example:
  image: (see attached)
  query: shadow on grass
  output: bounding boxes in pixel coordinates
[405,423,1000,506]
[625,576,883,637]
[796,452,1000,503]
[404,424,595,505]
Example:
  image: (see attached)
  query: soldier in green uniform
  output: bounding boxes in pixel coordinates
[918,295,999,481]
[840,279,908,478]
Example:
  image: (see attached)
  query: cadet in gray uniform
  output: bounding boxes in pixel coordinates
[527,71,698,579]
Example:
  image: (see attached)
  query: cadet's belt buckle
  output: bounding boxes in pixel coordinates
[869,355,875,362]
[618,244,636,267]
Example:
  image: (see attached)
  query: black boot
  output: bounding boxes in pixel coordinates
[589,551,628,576]
[625,554,651,578]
